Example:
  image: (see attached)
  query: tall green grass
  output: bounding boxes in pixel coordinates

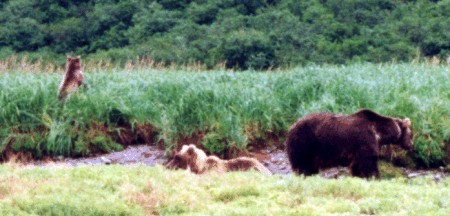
[0,63,448,166]
[0,164,449,215]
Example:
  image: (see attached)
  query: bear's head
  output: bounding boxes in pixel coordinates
[165,153,188,170]
[66,56,81,70]
[165,144,207,173]
[395,118,414,151]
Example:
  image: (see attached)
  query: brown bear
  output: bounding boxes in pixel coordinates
[286,109,414,178]
[57,56,88,100]
[165,144,272,176]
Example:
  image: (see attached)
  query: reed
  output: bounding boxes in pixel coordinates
[0,63,448,166]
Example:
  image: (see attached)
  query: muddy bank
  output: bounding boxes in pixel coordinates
[32,145,167,167]
[31,144,292,174]
[28,144,448,181]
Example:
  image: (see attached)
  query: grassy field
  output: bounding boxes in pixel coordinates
[0,163,449,215]
[0,63,449,166]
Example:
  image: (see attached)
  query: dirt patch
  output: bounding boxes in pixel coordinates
[243,146,292,175]
[31,145,167,167]
[23,144,449,181]
[28,144,293,174]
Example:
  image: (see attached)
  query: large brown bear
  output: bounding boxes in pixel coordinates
[165,144,272,176]
[57,56,88,100]
[286,109,414,178]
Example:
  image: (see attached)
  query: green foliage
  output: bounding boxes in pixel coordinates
[91,135,123,153]
[0,165,449,215]
[213,29,275,69]
[1,0,449,68]
[127,2,180,44]
[213,186,260,202]
[378,161,405,179]
[0,64,448,167]
[9,133,46,158]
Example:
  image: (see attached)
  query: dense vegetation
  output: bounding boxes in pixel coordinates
[1,164,449,215]
[0,0,449,69]
[0,63,448,167]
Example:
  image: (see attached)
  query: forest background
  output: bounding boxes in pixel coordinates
[0,0,449,168]
[0,0,449,69]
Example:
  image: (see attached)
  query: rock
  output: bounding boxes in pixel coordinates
[101,157,112,165]
[407,173,421,178]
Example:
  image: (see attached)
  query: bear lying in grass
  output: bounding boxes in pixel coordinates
[286,109,414,178]
[165,144,272,176]
[58,56,88,100]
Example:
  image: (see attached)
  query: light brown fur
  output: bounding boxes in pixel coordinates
[165,144,272,176]
[58,56,88,100]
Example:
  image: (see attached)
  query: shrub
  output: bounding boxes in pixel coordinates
[213,30,275,69]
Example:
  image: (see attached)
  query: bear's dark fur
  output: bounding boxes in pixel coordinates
[286,109,414,178]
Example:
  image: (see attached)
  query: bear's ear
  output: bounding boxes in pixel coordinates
[403,118,411,127]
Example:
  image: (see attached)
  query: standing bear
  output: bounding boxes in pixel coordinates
[286,109,414,178]
[57,56,88,100]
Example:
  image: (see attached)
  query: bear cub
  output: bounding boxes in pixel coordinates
[165,144,272,176]
[57,56,88,100]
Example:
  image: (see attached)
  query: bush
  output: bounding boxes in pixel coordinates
[213,30,275,69]
[1,0,449,68]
